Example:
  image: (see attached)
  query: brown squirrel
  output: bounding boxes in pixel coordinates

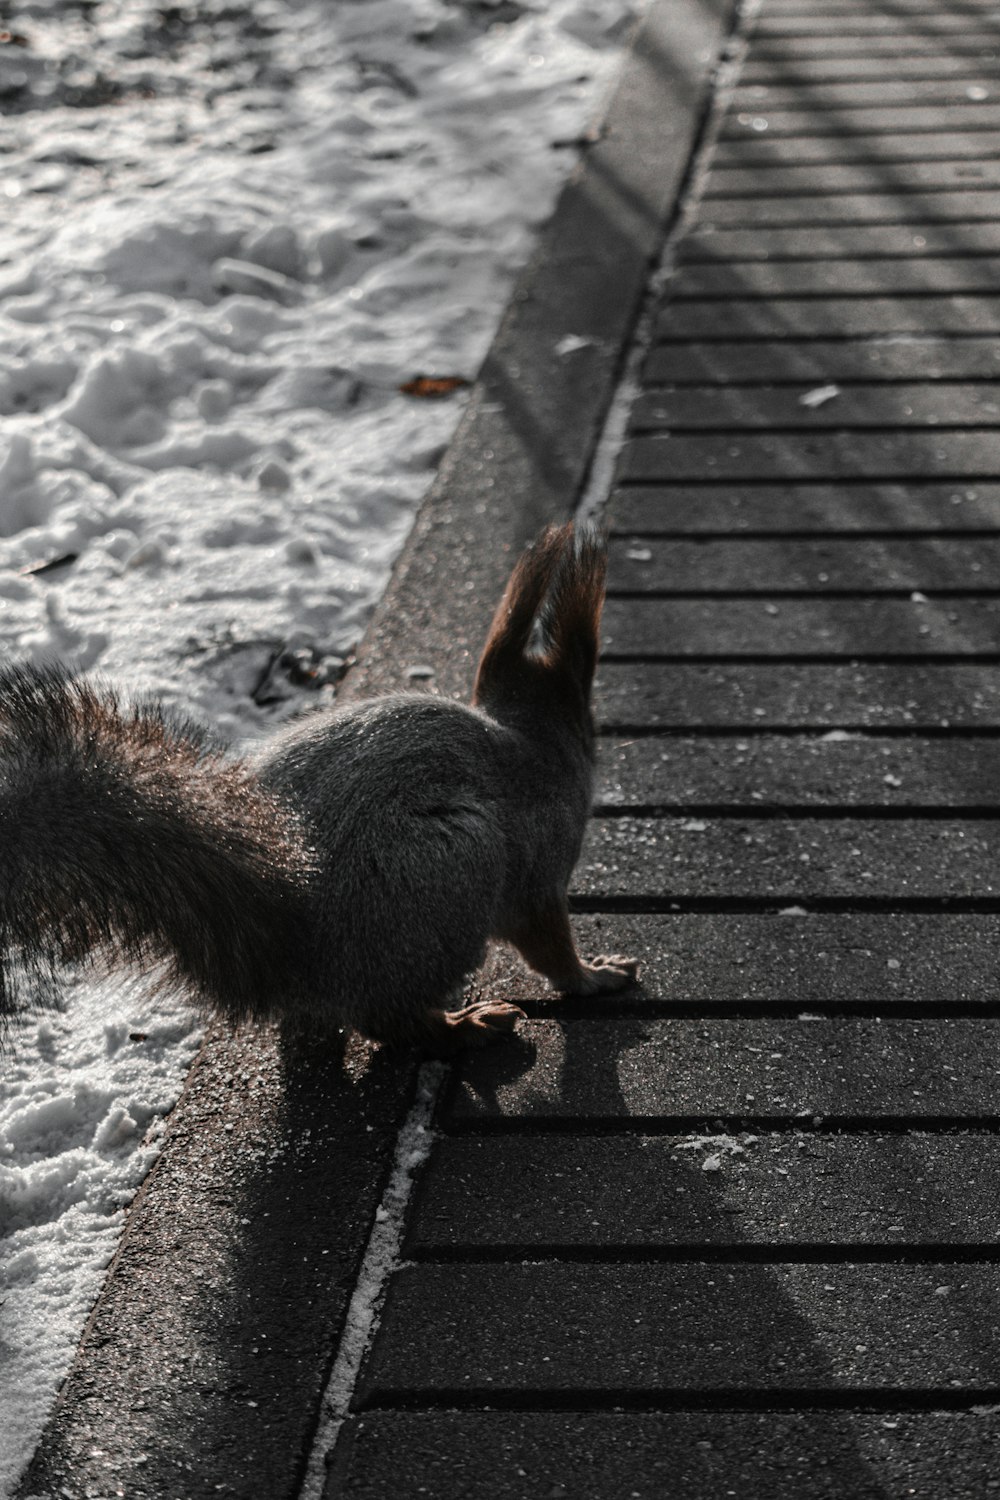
[0,522,637,1051]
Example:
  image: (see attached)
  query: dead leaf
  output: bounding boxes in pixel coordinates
[399,374,471,398]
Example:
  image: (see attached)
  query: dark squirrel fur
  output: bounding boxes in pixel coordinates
[0,524,637,1052]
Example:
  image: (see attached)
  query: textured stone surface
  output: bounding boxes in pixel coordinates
[656,297,1000,338]
[602,597,1000,657]
[753,12,1000,35]
[594,660,1000,727]
[576,815,1000,900]
[595,734,1000,808]
[607,535,1000,590]
[480,911,1000,1008]
[739,54,1000,83]
[730,80,1000,108]
[706,238,1000,288]
[698,191,1000,228]
[358,1262,1000,1398]
[679,220,1000,257]
[445,1017,1000,1124]
[622,430,1000,483]
[702,163,1000,197]
[631,383,1000,428]
[719,103,1000,137]
[609,482,1000,533]
[644,338,1000,382]
[330,1411,1000,1500]
[408,1133,1000,1250]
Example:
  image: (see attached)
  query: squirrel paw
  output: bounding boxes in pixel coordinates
[432,999,527,1052]
[573,954,640,996]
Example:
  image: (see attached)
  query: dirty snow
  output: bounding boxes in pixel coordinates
[0,0,635,1489]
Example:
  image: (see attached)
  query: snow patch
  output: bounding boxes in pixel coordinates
[799,383,840,409]
[0,976,202,1499]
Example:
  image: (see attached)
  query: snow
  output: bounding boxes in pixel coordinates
[0,0,633,720]
[798,383,840,409]
[1,978,203,1496]
[0,0,634,1490]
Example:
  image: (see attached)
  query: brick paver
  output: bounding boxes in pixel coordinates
[332,0,1000,1492]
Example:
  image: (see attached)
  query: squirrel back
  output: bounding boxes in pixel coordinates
[0,523,635,1051]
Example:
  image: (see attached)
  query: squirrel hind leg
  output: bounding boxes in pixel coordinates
[421,998,526,1054]
[570,954,640,996]
[506,896,639,997]
[365,996,526,1054]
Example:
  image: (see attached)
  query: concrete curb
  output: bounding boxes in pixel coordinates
[349,0,734,701]
[15,5,732,1496]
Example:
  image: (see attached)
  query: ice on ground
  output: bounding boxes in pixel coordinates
[0,0,635,1490]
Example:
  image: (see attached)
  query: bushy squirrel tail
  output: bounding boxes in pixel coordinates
[472,522,606,711]
[0,664,315,1027]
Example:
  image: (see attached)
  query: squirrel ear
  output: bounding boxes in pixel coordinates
[472,524,573,703]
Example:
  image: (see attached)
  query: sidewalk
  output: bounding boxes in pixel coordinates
[19,0,1000,1495]
[333,0,1000,1493]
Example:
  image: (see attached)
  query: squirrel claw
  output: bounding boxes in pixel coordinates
[434,998,526,1052]
[574,954,639,996]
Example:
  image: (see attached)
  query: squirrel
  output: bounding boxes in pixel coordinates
[0,522,637,1053]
